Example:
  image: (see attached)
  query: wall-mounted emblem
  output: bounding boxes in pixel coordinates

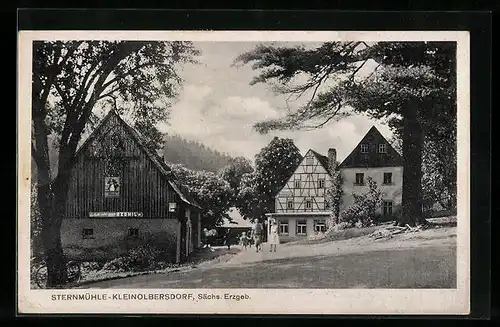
[105,176,120,197]
[169,202,177,212]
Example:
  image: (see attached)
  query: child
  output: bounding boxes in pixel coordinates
[239,232,249,250]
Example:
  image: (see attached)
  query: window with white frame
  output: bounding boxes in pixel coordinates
[296,220,307,235]
[294,180,301,188]
[318,179,325,188]
[360,144,369,153]
[306,156,314,165]
[305,198,312,209]
[314,219,327,233]
[279,220,289,235]
[378,143,387,153]
[286,199,293,210]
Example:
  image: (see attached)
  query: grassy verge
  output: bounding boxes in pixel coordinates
[32,247,241,289]
[294,225,381,245]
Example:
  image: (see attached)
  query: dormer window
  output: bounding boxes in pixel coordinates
[378,143,387,153]
[360,144,369,153]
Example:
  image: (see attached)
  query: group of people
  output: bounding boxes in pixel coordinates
[202,219,281,253]
[239,219,280,253]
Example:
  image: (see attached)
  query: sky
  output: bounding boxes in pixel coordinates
[159,41,394,163]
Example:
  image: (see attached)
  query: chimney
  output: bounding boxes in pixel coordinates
[327,148,337,170]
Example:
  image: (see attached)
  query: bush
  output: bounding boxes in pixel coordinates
[339,177,383,227]
[102,244,170,272]
[102,257,132,273]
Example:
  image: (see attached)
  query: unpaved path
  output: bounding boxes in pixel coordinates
[80,227,456,289]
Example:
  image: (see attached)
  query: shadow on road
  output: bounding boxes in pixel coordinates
[83,245,456,289]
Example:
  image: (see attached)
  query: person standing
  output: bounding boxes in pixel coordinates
[251,220,263,252]
[223,228,232,250]
[268,220,280,252]
[239,232,249,250]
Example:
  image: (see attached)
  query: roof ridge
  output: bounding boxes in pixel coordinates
[338,125,402,168]
[72,109,201,209]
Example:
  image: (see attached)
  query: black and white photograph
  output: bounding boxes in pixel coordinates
[18,30,470,315]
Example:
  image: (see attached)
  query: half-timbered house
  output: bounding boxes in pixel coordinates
[266,149,333,242]
[62,109,202,264]
[266,126,403,242]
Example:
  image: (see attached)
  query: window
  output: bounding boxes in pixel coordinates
[378,143,387,153]
[383,201,393,216]
[305,199,312,209]
[82,228,94,239]
[294,180,301,188]
[355,173,364,185]
[360,144,369,153]
[279,220,289,235]
[306,157,314,165]
[318,179,325,189]
[314,219,327,233]
[128,228,139,238]
[383,172,393,185]
[287,199,294,210]
[296,220,307,235]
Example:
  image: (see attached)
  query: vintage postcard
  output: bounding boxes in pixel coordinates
[18,30,470,315]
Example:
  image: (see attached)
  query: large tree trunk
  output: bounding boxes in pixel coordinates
[33,111,72,288]
[400,105,426,226]
[39,184,67,288]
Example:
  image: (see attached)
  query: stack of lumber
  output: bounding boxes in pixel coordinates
[369,224,423,240]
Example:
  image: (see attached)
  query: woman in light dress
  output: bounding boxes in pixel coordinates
[268,220,280,252]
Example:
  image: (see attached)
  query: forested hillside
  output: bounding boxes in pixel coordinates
[163,134,236,172]
[32,133,236,179]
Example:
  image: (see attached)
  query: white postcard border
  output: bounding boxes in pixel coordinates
[17,30,470,315]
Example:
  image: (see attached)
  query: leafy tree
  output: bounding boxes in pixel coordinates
[31,40,199,286]
[390,124,456,211]
[235,41,456,226]
[217,157,254,198]
[237,137,302,222]
[168,164,234,229]
[236,172,267,223]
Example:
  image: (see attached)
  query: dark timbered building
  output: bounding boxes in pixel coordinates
[62,110,202,263]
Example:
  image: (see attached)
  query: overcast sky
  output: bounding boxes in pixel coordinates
[159,41,394,163]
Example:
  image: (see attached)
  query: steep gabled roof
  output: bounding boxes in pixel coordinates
[274,148,330,196]
[310,149,330,172]
[339,126,403,168]
[74,109,201,209]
